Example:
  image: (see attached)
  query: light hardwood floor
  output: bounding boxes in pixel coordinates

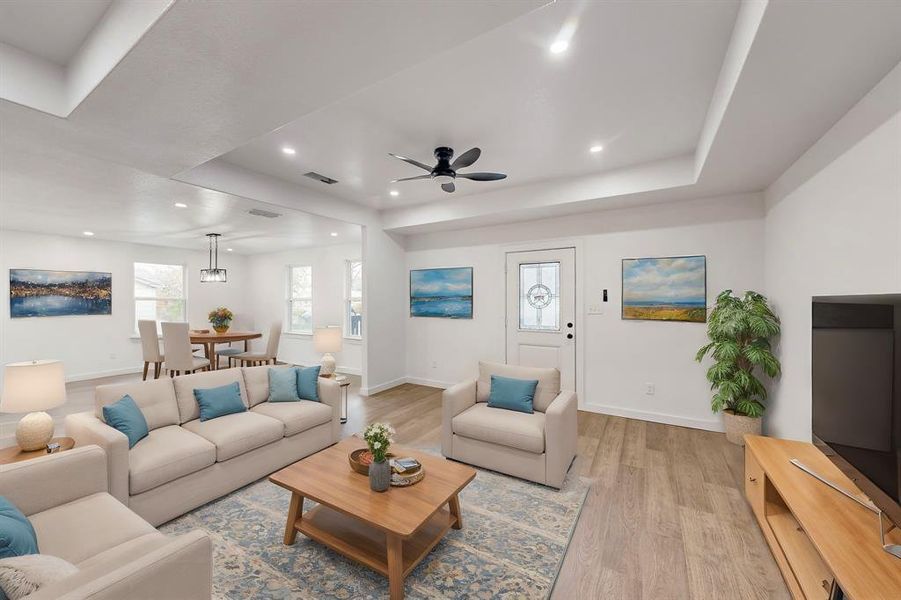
[44,373,789,599]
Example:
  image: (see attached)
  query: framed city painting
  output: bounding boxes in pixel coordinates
[9,269,112,318]
[410,267,473,319]
[621,256,706,323]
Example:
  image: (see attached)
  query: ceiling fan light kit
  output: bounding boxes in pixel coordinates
[389,146,506,193]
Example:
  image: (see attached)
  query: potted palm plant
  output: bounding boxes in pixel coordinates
[696,290,781,445]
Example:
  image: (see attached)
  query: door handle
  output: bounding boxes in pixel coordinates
[566,322,573,328]
[566,333,574,340]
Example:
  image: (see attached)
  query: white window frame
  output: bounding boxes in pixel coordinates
[133,262,187,333]
[344,259,363,340]
[286,264,313,335]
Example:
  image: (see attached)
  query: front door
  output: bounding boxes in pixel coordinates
[505,248,576,391]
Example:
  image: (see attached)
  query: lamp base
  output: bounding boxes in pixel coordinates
[16,411,54,452]
[320,353,337,376]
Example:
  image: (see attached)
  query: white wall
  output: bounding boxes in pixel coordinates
[0,229,250,381]
[764,63,901,440]
[404,193,765,431]
[245,243,362,374]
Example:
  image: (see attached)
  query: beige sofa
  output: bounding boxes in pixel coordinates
[441,362,578,488]
[0,445,212,599]
[65,365,340,526]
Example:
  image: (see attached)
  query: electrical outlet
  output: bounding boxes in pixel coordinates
[109,353,116,360]
[431,361,437,369]
[645,383,655,395]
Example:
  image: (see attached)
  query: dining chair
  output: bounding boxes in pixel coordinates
[234,322,282,366]
[138,320,165,380]
[161,322,211,376]
[215,343,243,369]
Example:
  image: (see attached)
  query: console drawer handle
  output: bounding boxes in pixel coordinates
[749,476,757,483]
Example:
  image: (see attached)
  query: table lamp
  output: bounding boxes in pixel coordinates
[313,327,342,376]
[1,360,66,451]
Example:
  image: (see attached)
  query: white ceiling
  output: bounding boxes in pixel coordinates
[218,0,739,209]
[0,0,112,65]
[1,0,900,246]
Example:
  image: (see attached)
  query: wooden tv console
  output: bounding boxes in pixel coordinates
[744,435,901,599]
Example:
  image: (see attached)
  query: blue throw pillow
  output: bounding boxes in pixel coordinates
[102,395,149,449]
[487,375,539,414]
[297,365,321,401]
[194,382,246,421]
[269,367,300,402]
[0,496,38,560]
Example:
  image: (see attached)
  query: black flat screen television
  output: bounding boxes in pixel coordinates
[812,300,901,526]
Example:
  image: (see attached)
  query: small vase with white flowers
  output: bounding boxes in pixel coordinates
[363,422,394,492]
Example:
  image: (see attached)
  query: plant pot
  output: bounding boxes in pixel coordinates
[369,459,390,492]
[212,324,230,334]
[723,410,761,446]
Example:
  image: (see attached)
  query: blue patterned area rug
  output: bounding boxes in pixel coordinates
[161,455,589,599]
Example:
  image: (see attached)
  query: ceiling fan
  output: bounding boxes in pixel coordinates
[389,147,506,193]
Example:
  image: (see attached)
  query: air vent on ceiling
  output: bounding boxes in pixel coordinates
[303,171,339,185]
[248,208,282,218]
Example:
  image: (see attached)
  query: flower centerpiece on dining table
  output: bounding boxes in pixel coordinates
[363,422,395,492]
[208,306,234,334]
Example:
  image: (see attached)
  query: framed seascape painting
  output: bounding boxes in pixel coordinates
[9,269,112,318]
[621,256,706,323]
[410,267,473,319]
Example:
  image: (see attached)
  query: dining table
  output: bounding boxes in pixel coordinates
[190,330,262,370]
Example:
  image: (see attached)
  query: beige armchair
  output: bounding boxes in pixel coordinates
[441,361,578,489]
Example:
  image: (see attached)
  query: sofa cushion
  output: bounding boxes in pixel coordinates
[128,426,216,495]
[27,493,158,565]
[182,412,283,462]
[95,378,179,431]
[476,362,560,412]
[194,382,246,421]
[251,400,332,437]
[0,553,78,599]
[487,375,538,414]
[268,367,299,402]
[102,395,150,449]
[297,365,321,401]
[452,403,545,454]
[242,364,292,407]
[0,497,38,559]
[173,370,249,423]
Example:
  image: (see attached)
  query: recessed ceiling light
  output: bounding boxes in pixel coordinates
[589,145,604,153]
[174,202,187,208]
[330,232,338,237]
[226,248,233,252]
[83,231,94,236]
[281,147,296,155]
[549,40,569,54]
[389,190,399,197]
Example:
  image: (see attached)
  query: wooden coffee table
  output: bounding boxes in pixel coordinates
[269,437,476,599]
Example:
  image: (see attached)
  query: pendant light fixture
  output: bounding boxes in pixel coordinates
[200,233,227,283]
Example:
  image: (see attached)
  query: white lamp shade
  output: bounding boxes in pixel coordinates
[313,327,343,353]
[1,360,67,413]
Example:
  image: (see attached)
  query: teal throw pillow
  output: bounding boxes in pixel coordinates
[487,375,539,414]
[0,496,38,560]
[102,395,149,449]
[193,382,246,421]
[297,365,321,401]
[268,367,300,402]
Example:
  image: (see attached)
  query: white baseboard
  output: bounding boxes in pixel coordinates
[66,366,143,383]
[403,376,453,389]
[359,376,408,396]
[583,403,725,433]
[337,366,361,376]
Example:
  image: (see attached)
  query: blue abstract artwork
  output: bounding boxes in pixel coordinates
[622,256,706,322]
[410,267,473,319]
[10,269,112,318]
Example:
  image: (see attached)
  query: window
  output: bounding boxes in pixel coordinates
[287,265,313,334]
[134,262,186,331]
[519,261,560,331]
[345,260,363,339]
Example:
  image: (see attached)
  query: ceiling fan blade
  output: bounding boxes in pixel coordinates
[451,147,481,170]
[388,153,433,172]
[456,172,507,181]
[390,175,431,183]
[441,182,456,193]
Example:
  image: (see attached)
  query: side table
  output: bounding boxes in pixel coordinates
[0,437,75,466]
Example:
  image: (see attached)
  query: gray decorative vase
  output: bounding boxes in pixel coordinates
[369,459,391,492]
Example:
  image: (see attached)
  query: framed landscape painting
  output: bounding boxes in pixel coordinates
[9,269,112,318]
[410,267,473,319]
[622,256,706,323]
